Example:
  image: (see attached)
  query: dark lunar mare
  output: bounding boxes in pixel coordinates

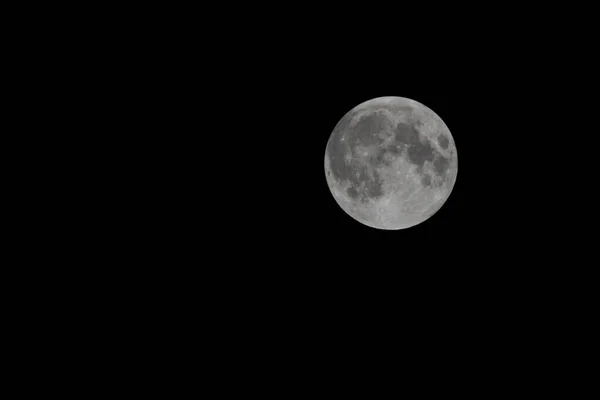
[347,111,388,149]
[394,121,436,168]
[327,111,388,203]
[391,120,451,188]
[346,186,358,199]
[433,155,450,178]
[421,175,432,187]
[437,134,449,149]
[365,170,384,198]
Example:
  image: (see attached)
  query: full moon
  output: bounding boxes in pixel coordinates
[325,96,458,230]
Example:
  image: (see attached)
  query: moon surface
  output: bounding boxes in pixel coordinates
[325,96,458,230]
